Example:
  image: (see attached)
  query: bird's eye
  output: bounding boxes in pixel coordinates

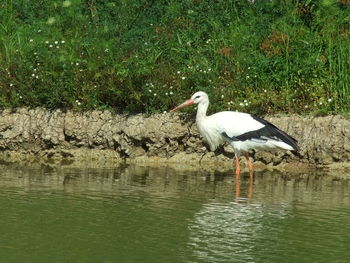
[194,95,200,99]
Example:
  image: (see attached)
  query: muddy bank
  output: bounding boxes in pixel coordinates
[0,108,349,171]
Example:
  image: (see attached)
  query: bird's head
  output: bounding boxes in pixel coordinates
[171,91,208,111]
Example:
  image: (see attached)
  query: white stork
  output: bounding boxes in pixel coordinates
[171,91,299,177]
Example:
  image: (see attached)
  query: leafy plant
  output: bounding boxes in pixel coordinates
[0,0,349,115]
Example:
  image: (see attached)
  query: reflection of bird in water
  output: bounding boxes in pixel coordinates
[188,196,290,262]
[235,176,254,199]
[171,91,299,178]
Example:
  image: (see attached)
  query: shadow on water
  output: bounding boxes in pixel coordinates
[0,163,350,262]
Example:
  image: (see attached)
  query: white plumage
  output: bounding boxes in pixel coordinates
[171,91,298,177]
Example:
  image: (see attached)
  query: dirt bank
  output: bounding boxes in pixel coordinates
[0,108,349,171]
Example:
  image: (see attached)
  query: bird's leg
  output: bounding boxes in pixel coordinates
[244,153,254,178]
[234,155,241,197]
[235,177,241,198]
[247,175,253,199]
[234,156,241,178]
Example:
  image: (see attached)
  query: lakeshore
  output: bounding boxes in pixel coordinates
[0,108,349,173]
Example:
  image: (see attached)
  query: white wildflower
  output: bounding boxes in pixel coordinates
[62,0,72,7]
[47,17,56,25]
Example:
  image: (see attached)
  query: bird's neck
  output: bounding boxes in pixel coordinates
[196,101,209,120]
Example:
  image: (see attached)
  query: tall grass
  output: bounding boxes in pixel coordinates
[0,0,349,115]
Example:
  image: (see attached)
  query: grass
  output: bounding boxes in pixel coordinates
[0,0,350,115]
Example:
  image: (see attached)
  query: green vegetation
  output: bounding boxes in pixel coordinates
[0,0,350,115]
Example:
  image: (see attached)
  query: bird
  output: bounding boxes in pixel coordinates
[171,91,299,177]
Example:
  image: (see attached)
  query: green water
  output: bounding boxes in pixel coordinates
[0,164,349,263]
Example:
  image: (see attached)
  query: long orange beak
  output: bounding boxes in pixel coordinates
[171,99,195,111]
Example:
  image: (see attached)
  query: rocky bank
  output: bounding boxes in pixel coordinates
[0,108,349,172]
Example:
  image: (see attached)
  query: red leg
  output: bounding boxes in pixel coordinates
[235,177,241,198]
[244,153,254,178]
[247,175,253,198]
[234,156,241,197]
[234,156,241,177]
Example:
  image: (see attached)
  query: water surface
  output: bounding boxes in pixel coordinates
[0,164,349,262]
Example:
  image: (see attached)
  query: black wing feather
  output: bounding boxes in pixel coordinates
[222,115,299,151]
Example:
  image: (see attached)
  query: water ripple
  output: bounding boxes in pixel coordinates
[0,165,350,262]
